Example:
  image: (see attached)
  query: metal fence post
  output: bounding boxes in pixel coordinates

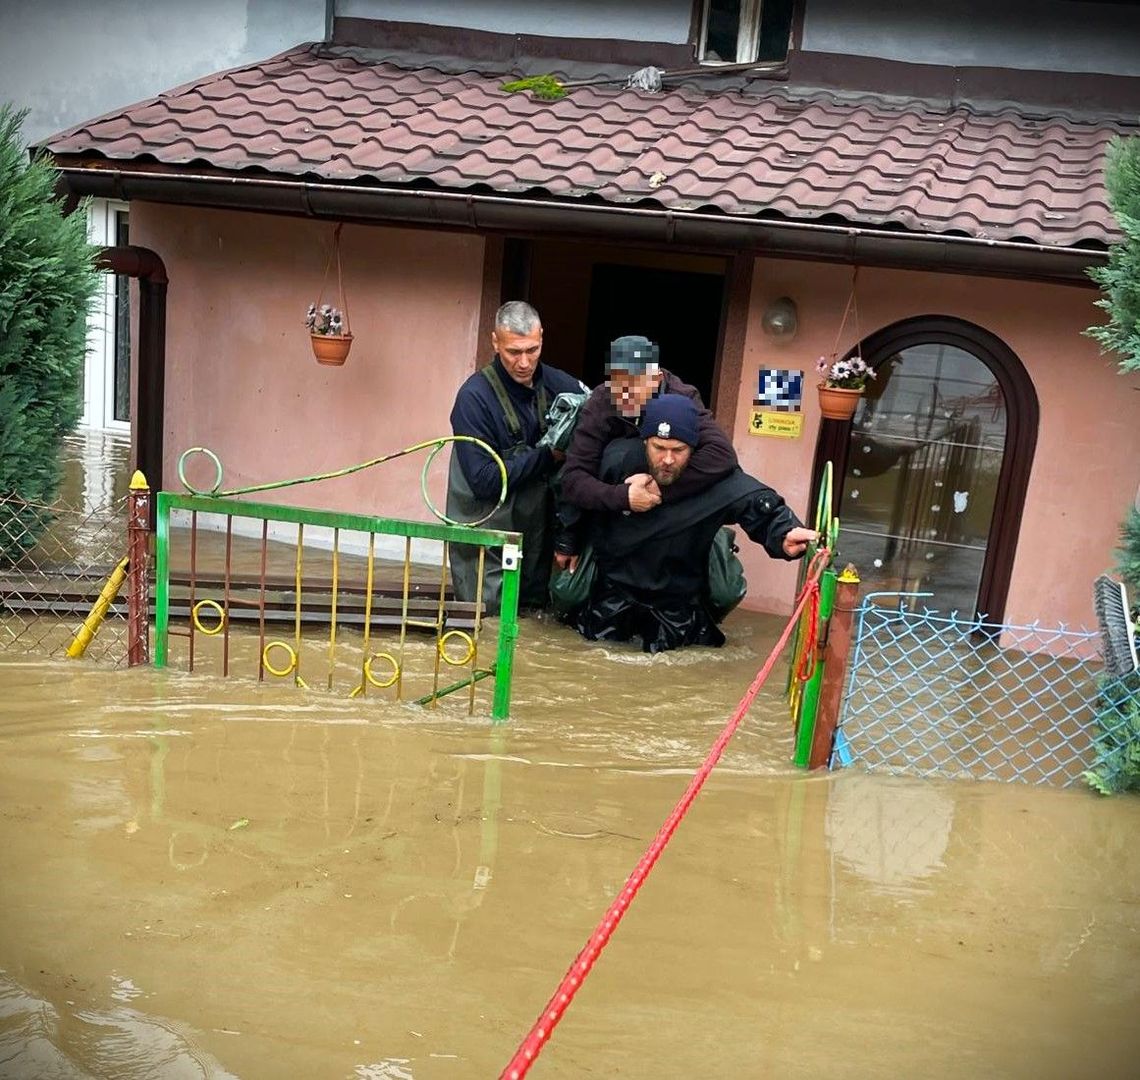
[492,538,522,723]
[808,566,860,769]
[127,470,151,666]
[153,491,171,670]
[793,566,837,767]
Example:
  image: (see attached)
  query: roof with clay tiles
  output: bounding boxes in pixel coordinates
[41,43,1139,249]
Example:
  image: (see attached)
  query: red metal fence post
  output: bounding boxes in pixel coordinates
[127,470,151,666]
[808,566,860,769]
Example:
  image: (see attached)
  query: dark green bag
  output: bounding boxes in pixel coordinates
[549,544,598,617]
[706,526,747,622]
[551,528,746,622]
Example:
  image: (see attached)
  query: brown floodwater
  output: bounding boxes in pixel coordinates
[2,606,1140,1080]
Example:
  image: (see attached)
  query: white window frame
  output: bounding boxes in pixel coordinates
[82,198,131,433]
[698,0,763,64]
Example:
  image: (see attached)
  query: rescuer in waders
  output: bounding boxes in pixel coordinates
[446,301,587,612]
[557,395,817,653]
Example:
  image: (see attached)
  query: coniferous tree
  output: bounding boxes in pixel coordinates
[1086,135,1140,794]
[0,105,99,562]
[1088,137,1140,374]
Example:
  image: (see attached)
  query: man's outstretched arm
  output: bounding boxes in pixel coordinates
[732,484,812,560]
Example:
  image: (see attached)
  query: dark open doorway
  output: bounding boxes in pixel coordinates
[520,240,727,405]
[582,263,725,402]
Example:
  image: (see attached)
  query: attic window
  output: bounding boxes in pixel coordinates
[698,0,794,64]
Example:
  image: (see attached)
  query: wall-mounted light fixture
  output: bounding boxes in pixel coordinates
[760,296,798,342]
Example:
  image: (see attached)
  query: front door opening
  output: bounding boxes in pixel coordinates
[524,240,727,406]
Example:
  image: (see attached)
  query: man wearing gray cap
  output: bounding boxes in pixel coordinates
[558,336,738,541]
[557,394,815,653]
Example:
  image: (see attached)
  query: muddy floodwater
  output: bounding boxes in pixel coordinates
[2,609,1140,1079]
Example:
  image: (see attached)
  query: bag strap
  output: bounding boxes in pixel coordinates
[480,364,523,439]
[536,382,551,435]
[482,364,552,439]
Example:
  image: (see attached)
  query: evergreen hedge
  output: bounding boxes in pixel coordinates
[0,105,99,563]
[1088,137,1140,375]
[1086,135,1140,794]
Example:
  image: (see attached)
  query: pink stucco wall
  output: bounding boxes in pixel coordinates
[129,204,485,522]
[125,201,1138,629]
[733,259,1140,629]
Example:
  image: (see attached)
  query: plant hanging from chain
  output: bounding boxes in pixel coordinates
[307,223,353,366]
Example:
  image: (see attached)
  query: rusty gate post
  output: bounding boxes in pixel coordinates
[809,565,860,769]
[127,470,151,666]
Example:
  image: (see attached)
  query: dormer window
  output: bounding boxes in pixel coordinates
[698,0,794,64]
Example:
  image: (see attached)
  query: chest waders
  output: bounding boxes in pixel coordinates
[446,365,552,612]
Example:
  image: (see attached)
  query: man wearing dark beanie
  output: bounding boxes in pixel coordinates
[555,395,816,653]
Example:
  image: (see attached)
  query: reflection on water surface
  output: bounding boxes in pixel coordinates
[1,608,1139,1079]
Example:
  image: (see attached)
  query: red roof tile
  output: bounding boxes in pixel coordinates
[42,44,1136,249]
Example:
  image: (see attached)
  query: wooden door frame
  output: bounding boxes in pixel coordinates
[810,315,1039,623]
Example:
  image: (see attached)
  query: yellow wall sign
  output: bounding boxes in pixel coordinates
[749,408,803,438]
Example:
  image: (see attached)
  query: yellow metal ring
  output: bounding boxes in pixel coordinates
[364,652,401,689]
[191,599,226,636]
[177,446,224,496]
[263,641,298,678]
[421,437,508,527]
[438,629,475,667]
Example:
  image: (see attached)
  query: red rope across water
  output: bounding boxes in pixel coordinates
[500,548,831,1079]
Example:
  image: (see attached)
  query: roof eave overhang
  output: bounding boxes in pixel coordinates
[56,162,1106,286]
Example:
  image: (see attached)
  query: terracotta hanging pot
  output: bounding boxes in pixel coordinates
[307,223,354,367]
[310,333,353,366]
[818,383,863,421]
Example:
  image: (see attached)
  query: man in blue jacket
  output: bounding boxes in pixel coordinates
[446,301,587,611]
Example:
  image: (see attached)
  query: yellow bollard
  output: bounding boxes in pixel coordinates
[67,555,130,659]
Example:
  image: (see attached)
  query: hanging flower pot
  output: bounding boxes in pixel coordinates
[305,223,354,367]
[310,330,353,366]
[815,266,874,421]
[816,348,874,422]
[817,382,864,420]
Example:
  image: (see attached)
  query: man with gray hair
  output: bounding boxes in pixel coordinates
[447,301,587,611]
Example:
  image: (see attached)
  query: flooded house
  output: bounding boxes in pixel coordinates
[3,6,1140,1078]
[28,0,1140,629]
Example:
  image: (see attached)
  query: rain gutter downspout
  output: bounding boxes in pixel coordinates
[63,165,1103,284]
[94,245,168,513]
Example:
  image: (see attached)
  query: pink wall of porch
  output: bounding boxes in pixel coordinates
[734,259,1140,629]
[130,203,485,523]
[130,201,1139,630]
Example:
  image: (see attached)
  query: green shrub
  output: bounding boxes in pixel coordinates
[1118,506,1140,601]
[1084,673,1140,795]
[0,105,99,563]
[1087,136,1140,373]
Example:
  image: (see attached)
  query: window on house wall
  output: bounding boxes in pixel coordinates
[113,211,131,424]
[698,0,794,64]
[82,199,131,432]
[837,343,1007,619]
[811,316,1038,626]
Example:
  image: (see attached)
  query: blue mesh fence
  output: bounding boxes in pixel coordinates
[832,593,1140,789]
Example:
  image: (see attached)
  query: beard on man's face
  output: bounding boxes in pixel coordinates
[651,462,682,487]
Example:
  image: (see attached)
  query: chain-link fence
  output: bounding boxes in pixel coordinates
[833,595,1138,788]
[0,491,132,664]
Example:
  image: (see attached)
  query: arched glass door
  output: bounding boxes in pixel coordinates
[817,318,1037,622]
